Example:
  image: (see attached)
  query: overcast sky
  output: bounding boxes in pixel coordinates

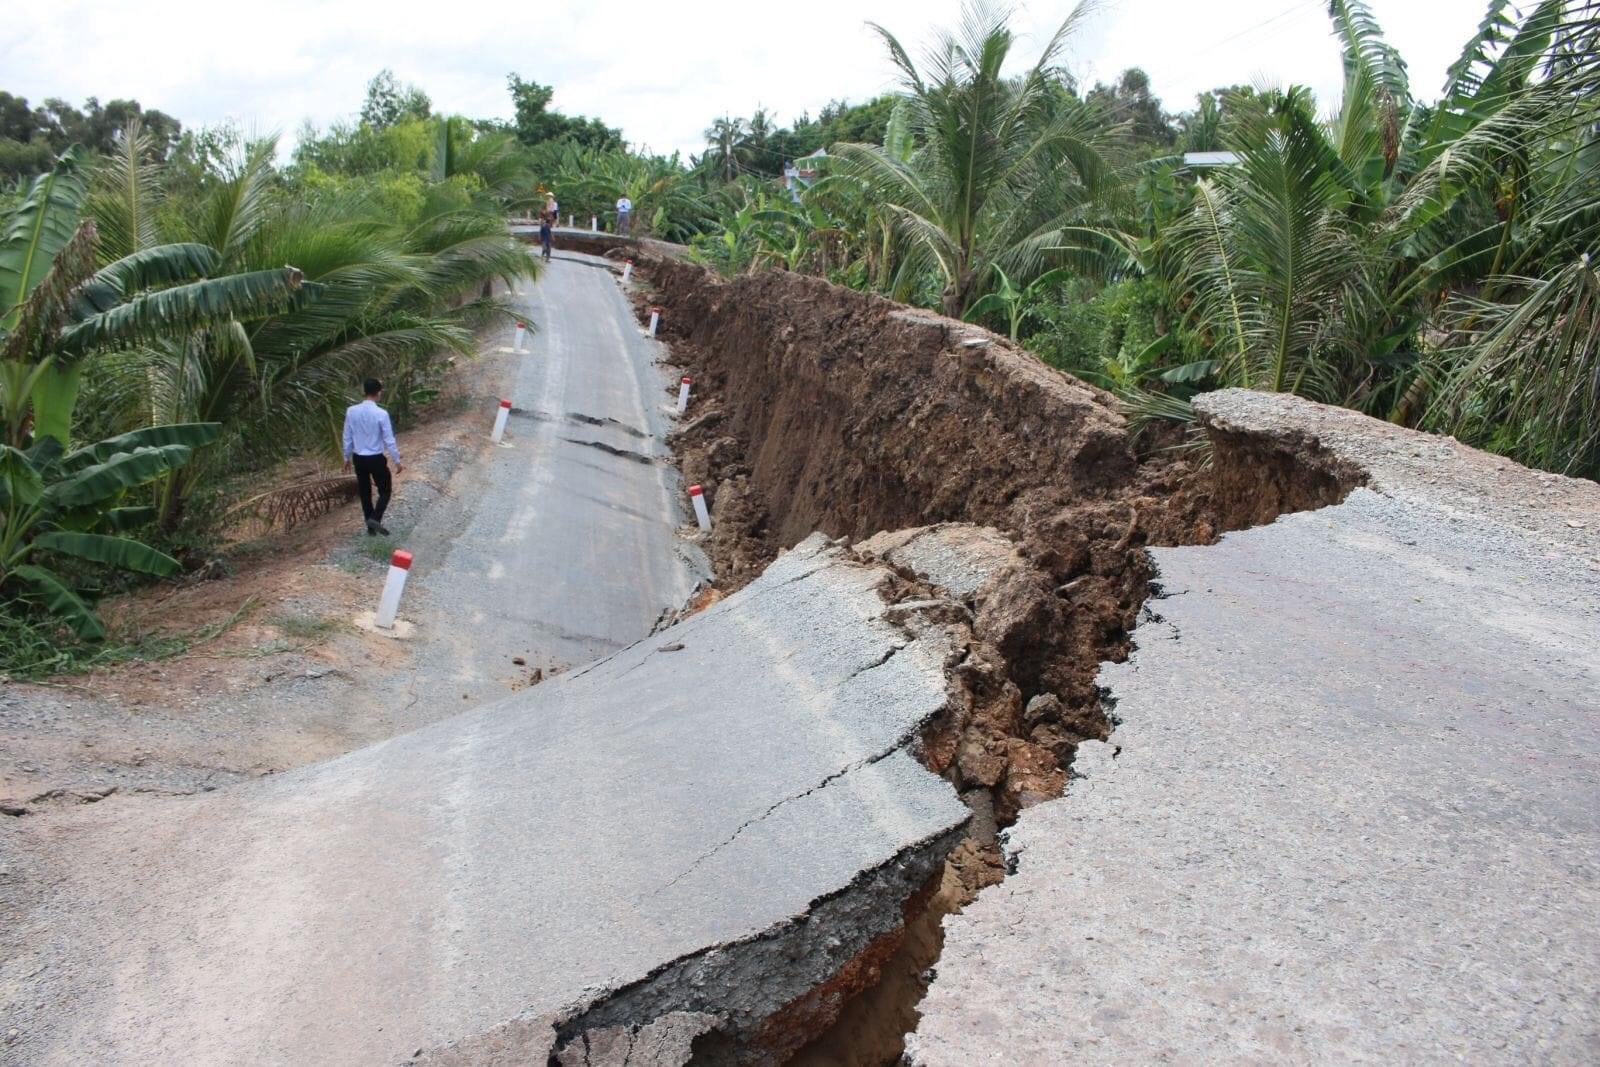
[4,0,1484,158]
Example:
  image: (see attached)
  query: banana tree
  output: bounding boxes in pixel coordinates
[0,422,220,638]
[1,146,310,448]
[1,147,91,446]
[965,264,1075,340]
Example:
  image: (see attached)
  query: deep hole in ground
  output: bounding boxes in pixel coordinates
[519,246,1365,1063]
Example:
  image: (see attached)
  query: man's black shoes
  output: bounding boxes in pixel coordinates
[364,519,391,537]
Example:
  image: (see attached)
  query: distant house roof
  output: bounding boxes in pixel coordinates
[784,151,825,200]
[1182,151,1241,168]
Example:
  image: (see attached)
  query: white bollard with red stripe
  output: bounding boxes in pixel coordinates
[513,321,527,353]
[676,376,692,414]
[490,398,511,443]
[375,549,413,630]
[688,484,711,532]
[648,306,662,338]
[621,259,633,283]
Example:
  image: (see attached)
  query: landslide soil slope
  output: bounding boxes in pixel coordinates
[622,253,1366,1061]
[633,254,1359,818]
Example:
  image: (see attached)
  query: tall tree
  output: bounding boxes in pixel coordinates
[360,70,432,129]
[506,75,620,149]
[832,0,1114,316]
[1087,68,1174,149]
[703,116,749,182]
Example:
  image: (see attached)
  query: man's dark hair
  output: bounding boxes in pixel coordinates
[363,378,382,397]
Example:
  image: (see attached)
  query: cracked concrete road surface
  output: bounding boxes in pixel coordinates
[4,536,970,1064]
[405,252,704,695]
[910,391,1600,1064]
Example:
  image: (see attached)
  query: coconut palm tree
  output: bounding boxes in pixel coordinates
[703,117,749,183]
[78,129,535,526]
[1122,0,1598,479]
[830,0,1115,317]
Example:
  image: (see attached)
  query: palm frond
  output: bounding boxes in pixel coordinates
[56,268,310,358]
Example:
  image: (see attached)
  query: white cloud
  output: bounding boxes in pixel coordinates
[1,0,1485,158]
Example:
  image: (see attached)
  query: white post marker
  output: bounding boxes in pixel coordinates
[688,484,712,532]
[648,306,662,338]
[567,213,573,227]
[676,375,692,414]
[622,259,633,283]
[490,398,512,443]
[590,214,598,232]
[513,321,527,353]
[375,549,413,630]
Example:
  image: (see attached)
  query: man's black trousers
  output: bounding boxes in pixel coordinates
[352,453,392,523]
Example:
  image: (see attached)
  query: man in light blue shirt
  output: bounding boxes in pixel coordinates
[341,378,404,536]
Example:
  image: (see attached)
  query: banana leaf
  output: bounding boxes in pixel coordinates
[53,269,311,358]
[58,422,221,473]
[28,361,82,446]
[0,443,45,510]
[70,243,221,317]
[101,506,160,531]
[0,147,88,331]
[32,531,181,576]
[10,564,104,639]
[43,443,194,509]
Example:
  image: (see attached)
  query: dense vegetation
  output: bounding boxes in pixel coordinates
[665,0,1600,482]
[507,1,1598,483]
[1,92,182,180]
[1,72,540,665]
[2,0,1595,671]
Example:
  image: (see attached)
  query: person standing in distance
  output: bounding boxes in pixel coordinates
[342,378,404,536]
[539,194,557,261]
[615,194,632,236]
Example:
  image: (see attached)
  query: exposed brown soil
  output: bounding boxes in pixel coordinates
[627,253,1363,1062]
[628,255,1337,826]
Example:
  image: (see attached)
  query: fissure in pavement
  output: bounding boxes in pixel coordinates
[602,250,1364,1063]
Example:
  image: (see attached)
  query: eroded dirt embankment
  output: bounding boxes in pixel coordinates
[623,252,1364,1062]
[634,255,1361,821]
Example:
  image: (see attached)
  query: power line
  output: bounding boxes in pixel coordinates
[1145,0,1331,95]
[1190,0,1325,59]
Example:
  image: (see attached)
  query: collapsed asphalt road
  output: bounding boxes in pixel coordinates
[0,251,703,811]
[908,391,1600,1063]
[4,535,985,1063]
[5,234,1597,1066]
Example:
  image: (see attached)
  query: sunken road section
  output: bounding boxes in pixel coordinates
[630,251,1365,838]
[6,529,1062,1065]
[908,390,1600,1063]
[626,249,1598,1061]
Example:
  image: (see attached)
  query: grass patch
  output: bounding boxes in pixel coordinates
[266,612,344,641]
[0,597,256,681]
[360,535,400,563]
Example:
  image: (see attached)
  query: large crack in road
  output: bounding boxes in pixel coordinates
[5,535,986,1064]
[5,239,1595,1066]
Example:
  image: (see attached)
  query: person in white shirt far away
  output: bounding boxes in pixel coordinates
[616,195,632,236]
[341,378,404,536]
